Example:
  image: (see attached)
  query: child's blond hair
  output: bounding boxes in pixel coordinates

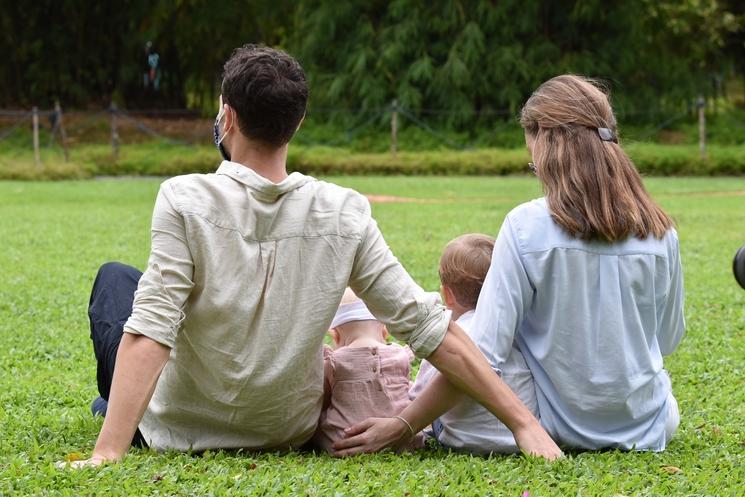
[438,234,495,309]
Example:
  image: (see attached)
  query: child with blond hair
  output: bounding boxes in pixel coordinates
[410,234,538,454]
[314,288,425,452]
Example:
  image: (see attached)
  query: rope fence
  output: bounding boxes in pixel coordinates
[0,113,31,142]
[115,108,188,145]
[0,97,735,167]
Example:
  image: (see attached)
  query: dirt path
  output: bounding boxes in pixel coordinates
[365,194,433,203]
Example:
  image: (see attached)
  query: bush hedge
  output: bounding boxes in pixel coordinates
[1,143,744,180]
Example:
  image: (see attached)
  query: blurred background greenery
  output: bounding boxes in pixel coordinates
[1,1,742,118]
[1,0,743,177]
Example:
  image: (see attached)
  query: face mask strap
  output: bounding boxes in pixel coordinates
[216,106,233,145]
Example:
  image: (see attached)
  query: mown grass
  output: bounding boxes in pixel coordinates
[0,176,744,496]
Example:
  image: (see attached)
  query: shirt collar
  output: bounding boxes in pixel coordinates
[216,161,315,202]
[457,309,476,324]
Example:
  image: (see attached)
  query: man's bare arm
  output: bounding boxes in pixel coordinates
[425,320,540,437]
[68,333,170,467]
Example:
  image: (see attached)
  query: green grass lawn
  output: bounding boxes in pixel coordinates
[1,176,744,496]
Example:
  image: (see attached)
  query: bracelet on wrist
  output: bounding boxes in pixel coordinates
[393,415,415,438]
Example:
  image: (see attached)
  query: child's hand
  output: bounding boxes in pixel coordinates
[330,417,410,456]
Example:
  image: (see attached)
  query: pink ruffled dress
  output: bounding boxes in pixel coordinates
[314,343,425,452]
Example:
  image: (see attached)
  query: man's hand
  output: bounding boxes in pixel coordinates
[331,417,411,456]
[512,421,563,460]
[56,454,111,469]
[90,333,169,461]
[426,320,562,460]
[58,333,170,469]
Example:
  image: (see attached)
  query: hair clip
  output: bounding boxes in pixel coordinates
[597,127,618,143]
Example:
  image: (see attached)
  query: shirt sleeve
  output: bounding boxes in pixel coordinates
[469,215,533,372]
[657,230,685,355]
[123,181,195,348]
[348,210,450,358]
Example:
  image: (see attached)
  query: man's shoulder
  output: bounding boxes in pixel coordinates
[310,180,370,210]
[160,172,223,193]
[160,173,372,237]
[163,174,368,211]
[157,173,229,211]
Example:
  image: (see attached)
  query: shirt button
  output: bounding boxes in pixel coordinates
[372,364,377,372]
[371,348,378,355]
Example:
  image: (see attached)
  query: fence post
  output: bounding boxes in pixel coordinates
[110,102,119,160]
[32,106,41,167]
[697,95,706,160]
[390,99,398,158]
[55,101,69,162]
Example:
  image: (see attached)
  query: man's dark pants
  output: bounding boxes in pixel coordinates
[88,261,147,447]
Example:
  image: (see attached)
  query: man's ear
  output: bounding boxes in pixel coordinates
[441,284,457,309]
[224,104,236,133]
[329,328,341,348]
[381,325,389,341]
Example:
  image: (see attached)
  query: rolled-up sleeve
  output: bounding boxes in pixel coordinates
[348,209,450,358]
[123,181,195,348]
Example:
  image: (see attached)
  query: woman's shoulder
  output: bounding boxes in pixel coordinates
[503,197,570,251]
[507,197,549,221]
[504,199,679,258]
[505,197,556,235]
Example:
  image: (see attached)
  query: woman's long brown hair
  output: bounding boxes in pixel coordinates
[520,75,673,242]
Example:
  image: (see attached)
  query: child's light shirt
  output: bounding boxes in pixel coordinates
[315,343,425,451]
[410,310,537,453]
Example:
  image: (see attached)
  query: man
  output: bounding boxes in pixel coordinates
[71,45,560,466]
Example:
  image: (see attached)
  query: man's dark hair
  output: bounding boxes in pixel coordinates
[221,44,308,147]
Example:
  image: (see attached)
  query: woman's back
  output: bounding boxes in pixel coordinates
[471,198,684,450]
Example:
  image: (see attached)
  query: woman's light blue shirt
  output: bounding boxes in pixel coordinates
[471,198,685,450]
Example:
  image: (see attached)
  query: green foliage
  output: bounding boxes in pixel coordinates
[0,0,292,108]
[1,177,744,495]
[294,0,744,125]
[0,0,742,122]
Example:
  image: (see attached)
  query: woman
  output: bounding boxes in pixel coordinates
[333,75,684,455]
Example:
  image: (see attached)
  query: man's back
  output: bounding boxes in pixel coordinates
[127,161,371,450]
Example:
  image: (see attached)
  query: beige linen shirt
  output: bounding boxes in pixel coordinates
[123,161,450,451]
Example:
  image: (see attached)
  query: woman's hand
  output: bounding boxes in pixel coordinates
[331,417,411,456]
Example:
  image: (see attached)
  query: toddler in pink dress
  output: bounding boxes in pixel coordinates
[314,289,425,452]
